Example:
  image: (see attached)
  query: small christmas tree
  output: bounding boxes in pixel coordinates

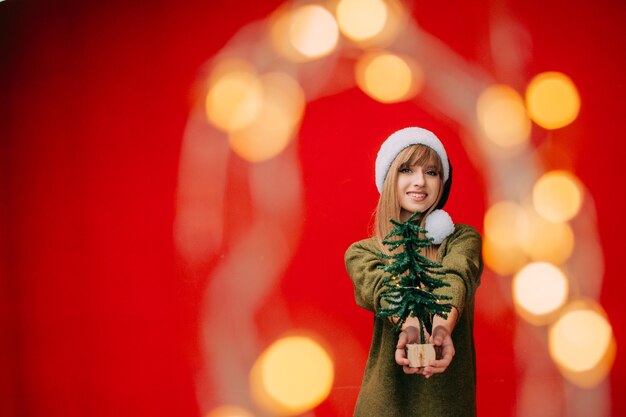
[376,212,453,344]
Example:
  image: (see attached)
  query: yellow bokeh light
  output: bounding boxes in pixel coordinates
[356,52,423,103]
[513,262,568,325]
[483,236,527,276]
[477,84,531,148]
[533,170,583,223]
[229,72,305,162]
[482,201,530,275]
[526,71,581,130]
[484,201,528,246]
[518,209,575,264]
[205,61,262,133]
[206,405,255,417]
[336,0,388,41]
[549,300,616,387]
[251,336,334,416]
[289,5,339,59]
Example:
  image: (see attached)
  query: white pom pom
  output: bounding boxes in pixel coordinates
[424,209,455,244]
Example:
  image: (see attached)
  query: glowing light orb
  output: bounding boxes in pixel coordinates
[526,71,581,130]
[477,84,531,148]
[549,301,616,387]
[229,72,305,162]
[251,336,334,415]
[513,262,568,324]
[484,201,528,246]
[519,209,575,264]
[289,5,339,59]
[483,236,527,276]
[356,52,423,103]
[205,61,262,132]
[483,201,529,275]
[336,0,388,41]
[533,170,583,223]
[206,405,255,417]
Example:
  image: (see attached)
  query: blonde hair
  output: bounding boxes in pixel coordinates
[373,144,444,251]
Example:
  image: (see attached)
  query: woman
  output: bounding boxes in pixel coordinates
[345,127,483,417]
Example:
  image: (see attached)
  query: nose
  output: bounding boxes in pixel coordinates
[411,169,426,186]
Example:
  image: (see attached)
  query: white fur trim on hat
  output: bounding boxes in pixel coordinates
[375,127,450,193]
[424,209,455,244]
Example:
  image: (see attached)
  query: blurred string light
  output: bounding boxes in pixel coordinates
[270,4,338,62]
[289,5,339,58]
[526,71,581,130]
[229,72,306,162]
[517,207,575,264]
[476,84,531,149]
[513,262,569,325]
[206,405,255,417]
[336,0,388,41]
[355,52,424,103]
[482,201,529,276]
[176,0,615,415]
[250,335,334,416]
[549,300,616,388]
[533,170,583,223]
[205,60,263,133]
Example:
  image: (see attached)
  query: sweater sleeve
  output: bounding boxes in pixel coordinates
[344,240,389,314]
[433,225,483,317]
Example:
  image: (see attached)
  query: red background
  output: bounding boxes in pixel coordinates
[2,0,625,416]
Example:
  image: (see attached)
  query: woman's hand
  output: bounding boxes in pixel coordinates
[395,325,427,375]
[421,324,455,378]
[394,309,459,377]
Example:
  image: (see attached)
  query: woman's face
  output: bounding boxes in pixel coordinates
[396,157,442,221]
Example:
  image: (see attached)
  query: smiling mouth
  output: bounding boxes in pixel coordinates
[407,192,427,201]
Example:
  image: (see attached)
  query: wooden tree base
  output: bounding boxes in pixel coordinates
[406,343,436,368]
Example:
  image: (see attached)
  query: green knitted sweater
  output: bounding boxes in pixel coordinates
[345,224,483,417]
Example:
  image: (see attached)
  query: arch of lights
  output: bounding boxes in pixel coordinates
[174,1,615,416]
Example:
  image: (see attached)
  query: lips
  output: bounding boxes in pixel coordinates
[407,191,427,201]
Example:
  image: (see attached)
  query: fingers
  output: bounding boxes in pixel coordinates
[422,354,452,378]
[400,326,419,344]
[422,343,455,378]
[396,326,454,377]
[429,324,449,346]
[396,331,409,349]
[403,365,424,375]
[395,346,409,366]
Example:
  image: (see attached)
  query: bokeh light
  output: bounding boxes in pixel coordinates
[549,300,616,387]
[250,335,334,416]
[228,72,305,162]
[513,262,568,325]
[182,1,617,414]
[477,84,531,148]
[482,201,528,275]
[526,71,581,130]
[336,0,388,41]
[355,52,423,103]
[484,200,528,246]
[483,236,527,276]
[288,5,339,59]
[533,170,583,223]
[206,405,255,417]
[205,60,262,132]
[518,208,575,264]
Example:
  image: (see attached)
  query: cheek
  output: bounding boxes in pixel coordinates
[434,175,442,184]
[428,177,442,190]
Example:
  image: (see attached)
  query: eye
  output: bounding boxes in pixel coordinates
[426,170,439,176]
[399,167,412,174]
